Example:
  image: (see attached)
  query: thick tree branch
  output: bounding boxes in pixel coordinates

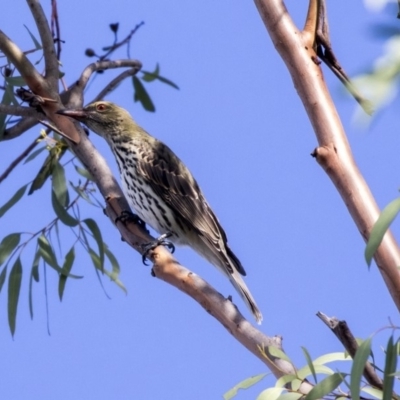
[0,103,43,118]
[253,0,400,311]
[0,13,315,391]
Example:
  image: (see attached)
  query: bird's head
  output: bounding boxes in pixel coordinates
[56,101,135,139]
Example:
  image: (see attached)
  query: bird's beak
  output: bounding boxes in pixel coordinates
[56,108,88,121]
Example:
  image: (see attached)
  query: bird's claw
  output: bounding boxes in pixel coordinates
[115,210,147,231]
[141,232,175,265]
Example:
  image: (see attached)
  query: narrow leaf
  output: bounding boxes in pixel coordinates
[0,185,27,218]
[277,393,303,400]
[75,165,94,181]
[0,85,13,139]
[8,257,23,336]
[132,76,155,112]
[361,386,384,399]
[37,236,82,279]
[301,346,317,383]
[84,219,104,272]
[382,336,397,400]
[29,250,40,319]
[304,372,345,400]
[155,74,179,90]
[313,352,350,365]
[24,146,46,164]
[0,266,7,292]
[256,387,285,400]
[52,161,68,206]
[268,346,292,363]
[350,338,372,400]
[24,24,42,49]
[58,247,75,301]
[104,247,127,293]
[141,64,160,82]
[223,373,267,400]
[51,190,78,227]
[365,198,400,266]
[0,233,21,266]
[5,76,27,86]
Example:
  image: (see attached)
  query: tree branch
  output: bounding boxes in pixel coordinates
[253,0,400,311]
[0,29,81,143]
[0,103,43,118]
[27,0,59,90]
[317,312,384,390]
[67,59,142,107]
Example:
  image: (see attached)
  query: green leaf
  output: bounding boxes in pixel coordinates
[29,251,40,319]
[0,185,27,218]
[141,64,160,82]
[5,76,27,87]
[51,190,78,227]
[141,64,179,89]
[304,372,345,400]
[0,85,13,139]
[275,374,298,388]
[313,352,350,365]
[301,346,317,383]
[382,336,397,400]
[8,257,22,336]
[361,386,384,399]
[24,24,42,49]
[133,76,155,112]
[104,247,127,293]
[277,393,303,400]
[297,364,334,380]
[84,219,104,272]
[268,346,292,363]
[0,233,21,266]
[58,247,75,301]
[257,387,285,400]
[75,165,94,181]
[24,146,46,164]
[52,161,68,206]
[69,182,94,205]
[37,235,82,279]
[0,266,7,293]
[365,198,400,266]
[223,373,267,400]
[350,338,372,400]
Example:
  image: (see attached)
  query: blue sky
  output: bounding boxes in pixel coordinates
[1,1,400,399]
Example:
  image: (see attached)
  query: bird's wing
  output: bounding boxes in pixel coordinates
[137,139,246,276]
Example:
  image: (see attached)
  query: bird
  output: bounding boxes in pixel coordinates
[57,101,262,323]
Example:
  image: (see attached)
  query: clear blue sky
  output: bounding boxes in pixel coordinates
[1,1,399,399]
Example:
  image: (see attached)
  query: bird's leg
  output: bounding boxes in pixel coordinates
[141,232,175,265]
[115,210,148,232]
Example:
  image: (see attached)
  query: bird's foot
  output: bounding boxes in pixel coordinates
[141,232,175,265]
[115,210,148,232]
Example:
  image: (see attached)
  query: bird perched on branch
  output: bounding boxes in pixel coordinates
[57,101,262,323]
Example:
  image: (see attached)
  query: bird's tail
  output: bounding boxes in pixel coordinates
[228,267,263,324]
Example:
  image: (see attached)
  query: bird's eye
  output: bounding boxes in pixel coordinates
[96,103,107,112]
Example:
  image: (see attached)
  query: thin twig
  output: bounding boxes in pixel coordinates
[91,68,140,102]
[67,59,141,107]
[0,135,41,183]
[51,0,62,60]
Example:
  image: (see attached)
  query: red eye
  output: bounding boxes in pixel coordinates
[96,103,107,111]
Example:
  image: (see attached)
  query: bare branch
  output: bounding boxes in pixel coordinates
[3,116,38,140]
[0,30,80,143]
[27,0,59,90]
[0,103,43,118]
[317,312,384,390]
[105,195,313,393]
[91,68,140,103]
[253,0,400,311]
[67,59,142,107]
